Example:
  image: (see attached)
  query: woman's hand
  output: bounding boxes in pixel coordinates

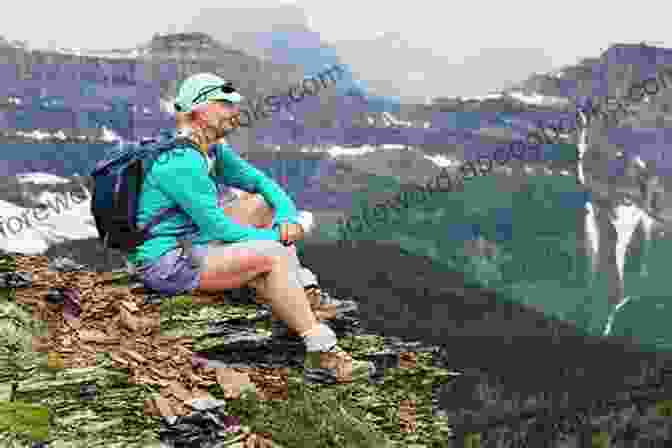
[277,222,305,245]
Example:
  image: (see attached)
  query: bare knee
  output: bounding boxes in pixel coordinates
[268,253,290,271]
[249,249,290,292]
[237,191,268,209]
[251,193,273,215]
[240,194,272,226]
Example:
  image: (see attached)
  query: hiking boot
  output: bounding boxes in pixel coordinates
[304,345,353,385]
[301,324,353,384]
[307,287,358,320]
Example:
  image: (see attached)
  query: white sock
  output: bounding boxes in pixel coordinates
[301,323,338,353]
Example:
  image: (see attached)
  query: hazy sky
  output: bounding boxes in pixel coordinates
[3,0,671,100]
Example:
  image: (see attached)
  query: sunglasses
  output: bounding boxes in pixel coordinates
[175,82,238,111]
[191,82,237,105]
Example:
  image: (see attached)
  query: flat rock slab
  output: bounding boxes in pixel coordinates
[198,303,437,371]
[196,334,307,370]
[205,322,266,339]
[327,313,363,338]
[380,335,441,354]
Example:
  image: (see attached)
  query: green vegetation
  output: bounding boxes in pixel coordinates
[222,342,452,448]
[0,400,50,443]
[321,173,672,344]
[2,169,671,445]
[0,255,453,447]
[158,290,453,447]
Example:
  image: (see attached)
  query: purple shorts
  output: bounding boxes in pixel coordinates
[134,240,318,297]
[133,244,208,296]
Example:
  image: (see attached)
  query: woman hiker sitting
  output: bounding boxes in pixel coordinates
[126,73,352,371]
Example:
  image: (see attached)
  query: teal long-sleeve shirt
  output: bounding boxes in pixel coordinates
[127,139,300,266]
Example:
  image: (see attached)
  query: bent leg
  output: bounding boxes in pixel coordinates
[210,189,321,314]
[197,244,276,291]
[195,240,318,335]
[219,188,319,288]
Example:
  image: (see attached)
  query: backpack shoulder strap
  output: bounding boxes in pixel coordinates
[151,136,208,167]
[136,137,207,240]
[137,136,201,177]
[174,137,206,159]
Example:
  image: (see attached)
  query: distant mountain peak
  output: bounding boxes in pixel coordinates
[147,32,244,55]
[150,32,216,46]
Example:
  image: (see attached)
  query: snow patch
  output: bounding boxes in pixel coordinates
[327,145,379,158]
[508,91,569,106]
[423,154,459,168]
[16,173,71,185]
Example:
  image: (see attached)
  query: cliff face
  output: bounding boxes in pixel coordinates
[0,32,313,151]
[0,32,402,152]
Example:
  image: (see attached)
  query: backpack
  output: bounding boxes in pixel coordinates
[89,131,203,269]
